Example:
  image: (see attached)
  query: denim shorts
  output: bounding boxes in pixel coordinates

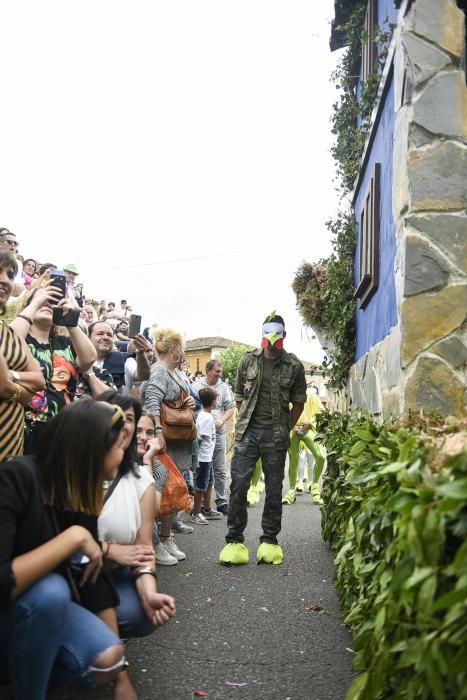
[195,460,214,492]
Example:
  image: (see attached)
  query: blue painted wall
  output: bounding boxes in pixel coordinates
[354,77,398,361]
[378,0,398,29]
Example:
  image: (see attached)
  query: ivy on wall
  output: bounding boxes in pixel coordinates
[292,1,392,388]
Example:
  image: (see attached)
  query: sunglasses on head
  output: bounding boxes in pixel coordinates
[106,404,125,428]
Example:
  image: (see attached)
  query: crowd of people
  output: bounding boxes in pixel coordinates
[0,226,244,699]
[0,227,325,699]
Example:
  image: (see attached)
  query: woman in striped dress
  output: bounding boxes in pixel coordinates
[0,253,45,460]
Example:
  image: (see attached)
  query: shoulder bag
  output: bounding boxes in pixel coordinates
[159,369,196,442]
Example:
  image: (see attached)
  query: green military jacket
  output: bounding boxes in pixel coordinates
[234,348,307,449]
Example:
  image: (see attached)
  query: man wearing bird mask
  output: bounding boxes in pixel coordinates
[219,312,306,566]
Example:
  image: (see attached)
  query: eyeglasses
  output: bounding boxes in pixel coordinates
[4,239,18,247]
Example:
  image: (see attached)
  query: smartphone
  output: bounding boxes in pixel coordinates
[128,314,142,338]
[50,269,67,305]
[70,552,90,566]
[52,307,80,327]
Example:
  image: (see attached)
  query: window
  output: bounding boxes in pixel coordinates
[361,0,378,84]
[355,163,380,308]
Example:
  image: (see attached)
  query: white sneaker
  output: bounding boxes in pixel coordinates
[162,536,186,561]
[191,511,209,525]
[155,542,178,566]
[202,508,223,520]
[172,519,194,534]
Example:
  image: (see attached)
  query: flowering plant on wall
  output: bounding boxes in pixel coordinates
[292,211,356,389]
[292,262,330,330]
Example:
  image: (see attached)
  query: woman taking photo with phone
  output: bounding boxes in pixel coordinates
[11,279,96,452]
[0,252,45,460]
[0,399,128,700]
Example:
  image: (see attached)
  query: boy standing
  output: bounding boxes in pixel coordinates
[192,387,223,524]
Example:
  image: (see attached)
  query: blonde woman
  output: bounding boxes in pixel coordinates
[142,328,195,566]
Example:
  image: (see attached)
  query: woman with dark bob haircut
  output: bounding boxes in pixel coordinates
[96,391,176,700]
[0,399,128,700]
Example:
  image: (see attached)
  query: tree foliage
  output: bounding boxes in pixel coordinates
[217,344,252,386]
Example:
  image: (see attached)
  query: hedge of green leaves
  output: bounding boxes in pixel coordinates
[316,411,467,700]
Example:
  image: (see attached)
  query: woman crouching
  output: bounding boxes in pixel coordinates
[97,390,175,699]
[0,400,128,699]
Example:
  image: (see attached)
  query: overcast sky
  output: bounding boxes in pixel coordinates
[1,1,340,363]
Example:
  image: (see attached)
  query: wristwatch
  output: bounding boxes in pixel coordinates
[9,370,20,383]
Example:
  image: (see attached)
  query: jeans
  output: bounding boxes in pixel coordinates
[113,566,155,639]
[182,467,194,490]
[226,426,287,545]
[195,461,214,492]
[213,431,229,507]
[0,573,121,700]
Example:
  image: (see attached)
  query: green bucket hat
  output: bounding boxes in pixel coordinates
[63,263,79,275]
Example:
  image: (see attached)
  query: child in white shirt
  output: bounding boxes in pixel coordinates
[192,387,222,524]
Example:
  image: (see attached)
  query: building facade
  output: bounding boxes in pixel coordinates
[333,0,466,418]
[184,337,252,374]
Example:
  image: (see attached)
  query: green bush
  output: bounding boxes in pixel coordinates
[316,411,467,699]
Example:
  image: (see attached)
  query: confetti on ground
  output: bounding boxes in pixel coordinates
[304,603,326,612]
[283,572,293,576]
[225,681,248,687]
[259,606,269,612]
[229,585,236,592]
[193,690,209,697]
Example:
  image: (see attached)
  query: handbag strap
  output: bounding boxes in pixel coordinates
[103,472,123,505]
[49,507,82,603]
[167,368,190,395]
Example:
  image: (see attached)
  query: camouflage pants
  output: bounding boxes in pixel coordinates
[226,426,287,545]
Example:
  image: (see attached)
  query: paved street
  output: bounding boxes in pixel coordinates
[38,490,355,700]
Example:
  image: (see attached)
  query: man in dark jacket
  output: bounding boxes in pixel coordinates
[219,313,306,566]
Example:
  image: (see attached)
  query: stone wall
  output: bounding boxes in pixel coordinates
[349,0,467,418]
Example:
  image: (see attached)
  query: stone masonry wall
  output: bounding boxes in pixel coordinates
[350,0,467,419]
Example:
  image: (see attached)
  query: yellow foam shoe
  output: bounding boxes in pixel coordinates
[247,485,260,506]
[256,543,283,565]
[219,542,249,565]
[310,483,323,505]
[282,489,296,505]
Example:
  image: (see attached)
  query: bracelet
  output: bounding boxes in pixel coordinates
[101,541,110,557]
[133,566,157,580]
[154,426,163,434]
[17,314,33,325]
[7,385,22,404]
